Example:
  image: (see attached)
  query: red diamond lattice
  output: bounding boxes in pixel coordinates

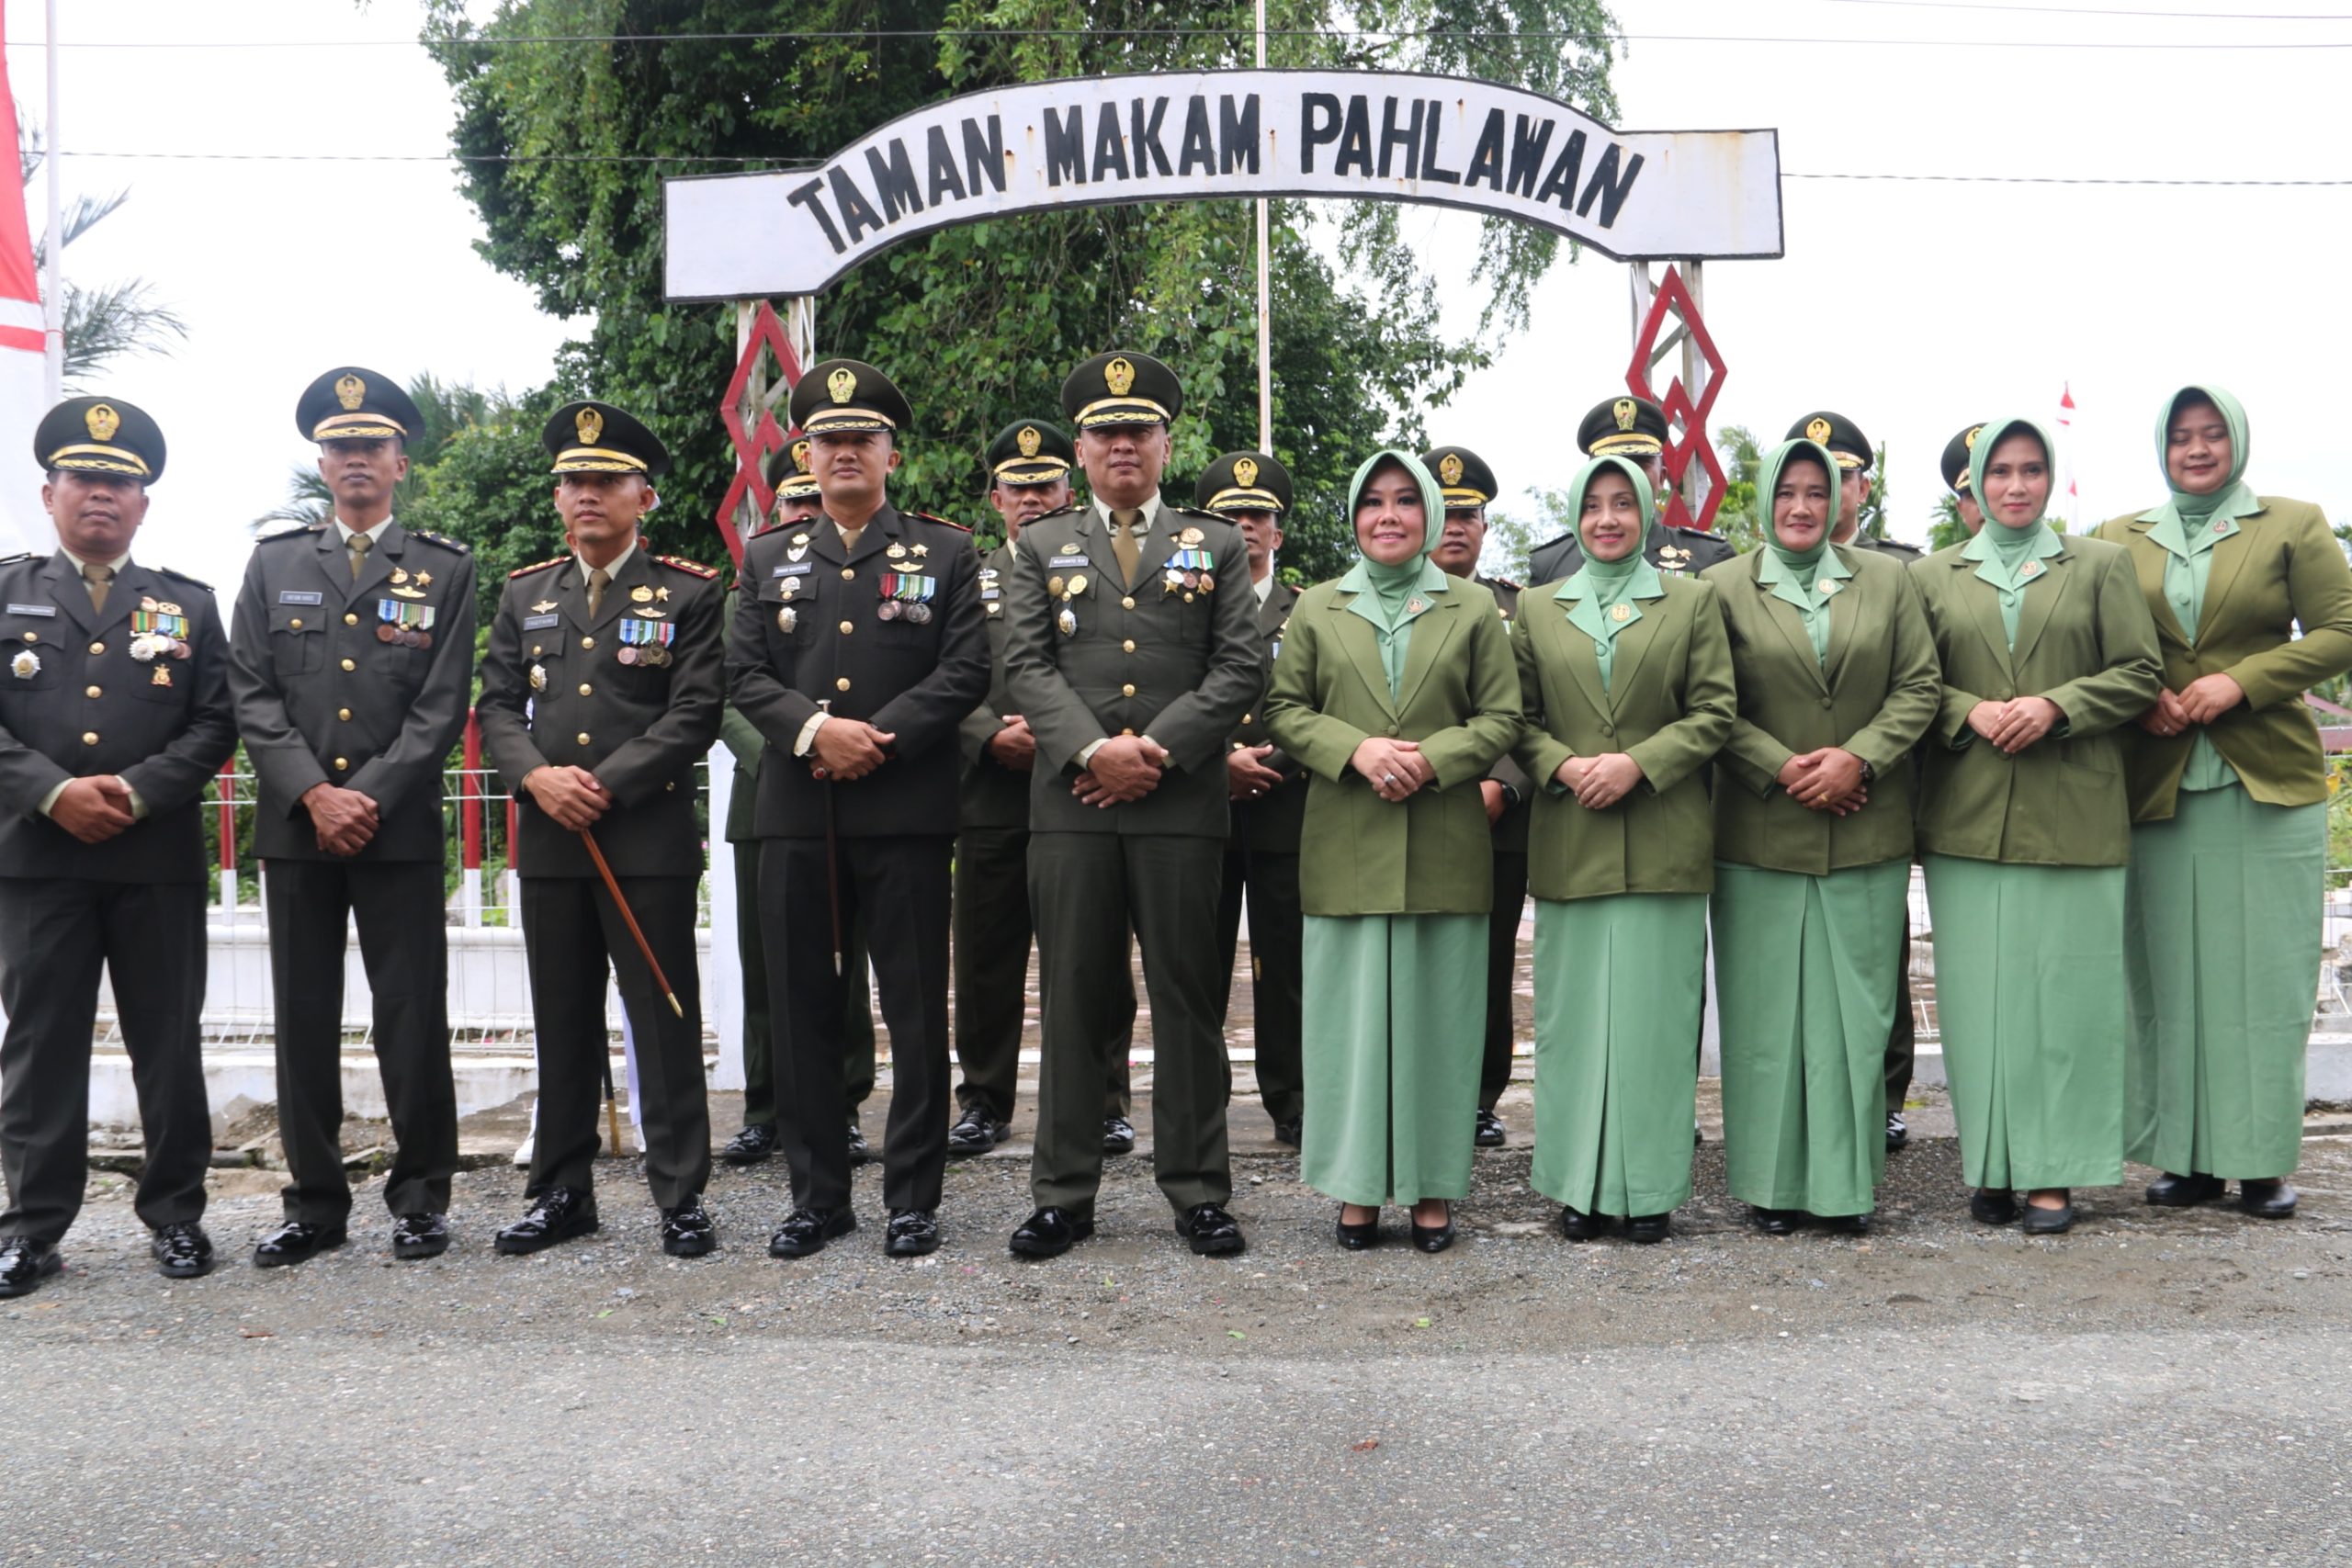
[716,300,806,570]
[1623,265,1728,533]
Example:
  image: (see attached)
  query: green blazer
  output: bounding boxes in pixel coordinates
[1702,547,1939,874]
[1910,533,2162,867]
[2092,497,2352,821]
[1512,573,1736,901]
[1261,574,1521,917]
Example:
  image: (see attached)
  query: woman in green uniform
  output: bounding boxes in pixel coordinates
[2097,387,2352,1220]
[1914,416,2161,1235]
[1704,439,1939,1235]
[1514,456,1736,1243]
[1262,451,1521,1252]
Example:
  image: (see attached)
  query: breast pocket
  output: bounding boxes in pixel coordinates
[0,626,59,692]
[756,577,807,657]
[127,654,193,707]
[268,603,325,677]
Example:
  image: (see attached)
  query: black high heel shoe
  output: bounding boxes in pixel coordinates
[1336,1207,1380,1250]
[1410,1203,1456,1254]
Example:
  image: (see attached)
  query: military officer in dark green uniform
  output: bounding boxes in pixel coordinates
[730,359,990,1260]
[1527,397,1736,585]
[1423,444,1531,1148]
[949,419,1137,1158]
[479,403,724,1258]
[0,399,237,1297]
[228,367,475,1268]
[1197,449,1305,1147]
[1942,423,1986,536]
[720,442,881,1168]
[1002,351,1263,1258]
[1785,410,1923,1150]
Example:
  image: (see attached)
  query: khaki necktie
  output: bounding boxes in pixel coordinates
[1111,508,1144,587]
[837,521,865,556]
[347,532,373,583]
[82,561,113,615]
[587,566,610,618]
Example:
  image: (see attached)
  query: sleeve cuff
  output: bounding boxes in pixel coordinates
[37,778,66,818]
[792,712,829,758]
[1076,738,1106,767]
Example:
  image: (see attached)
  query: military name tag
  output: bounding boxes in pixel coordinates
[5,603,54,616]
[277,591,325,606]
[772,561,813,577]
[1048,554,1089,569]
[522,613,561,630]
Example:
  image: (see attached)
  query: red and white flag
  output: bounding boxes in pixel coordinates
[0,2,50,557]
[2054,382,2081,532]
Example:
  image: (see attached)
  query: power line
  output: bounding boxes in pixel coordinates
[1810,0,2352,17]
[1788,171,2352,185]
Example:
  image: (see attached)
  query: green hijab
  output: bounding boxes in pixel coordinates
[1555,455,1665,692]
[1755,438,1851,664]
[1962,415,2065,646]
[1336,449,1449,694]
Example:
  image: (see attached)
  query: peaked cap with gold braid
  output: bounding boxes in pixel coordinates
[1193,449,1293,515]
[1419,445,1498,511]
[294,365,425,446]
[543,400,671,478]
[985,418,1076,486]
[1061,350,1183,429]
[36,395,166,483]
[788,357,912,436]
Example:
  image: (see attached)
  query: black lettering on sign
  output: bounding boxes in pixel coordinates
[1221,94,1260,173]
[1421,100,1463,186]
[1334,95,1374,177]
[1179,95,1216,175]
[1131,97,1174,177]
[926,125,967,204]
[1577,144,1645,226]
[829,165,887,242]
[787,177,846,254]
[1091,100,1130,181]
[1377,96,1421,179]
[1299,93,1341,173]
[1043,105,1087,186]
[964,115,1008,195]
[865,139,922,222]
[1507,116,1554,199]
[1464,107,1507,191]
[1536,128,1587,210]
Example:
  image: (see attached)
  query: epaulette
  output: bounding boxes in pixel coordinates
[1870,536,1924,558]
[151,563,215,592]
[410,529,471,554]
[508,556,568,579]
[1484,574,1522,592]
[256,522,319,543]
[0,551,34,566]
[654,554,719,579]
[1030,502,1082,524]
[910,511,972,534]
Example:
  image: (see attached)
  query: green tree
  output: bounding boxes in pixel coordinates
[1926,491,1970,553]
[418,0,1621,583]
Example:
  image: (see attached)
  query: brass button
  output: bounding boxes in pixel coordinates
[289,618,304,630]
[841,568,856,581]
[87,642,102,655]
[578,682,593,696]
[1121,683,1136,697]
[1122,639,1136,653]
[334,756,348,770]
[1120,727,1136,737]
[576,732,592,746]
[340,658,356,671]
[665,781,676,793]
[84,684,100,699]
[337,707,352,721]
[840,620,854,635]
[581,637,595,650]
[835,677,852,692]
[1121,596,1136,610]
[81,730,97,746]
[344,613,359,626]
[1240,712,1253,725]
[531,645,543,657]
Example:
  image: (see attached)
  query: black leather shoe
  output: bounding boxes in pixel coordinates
[1411,1207,1457,1253]
[946,1107,1010,1158]
[1102,1115,1136,1156]
[1885,1111,1909,1151]
[767,1206,854,1258]
[2145,1170,2225,1207]
[720,1123,778,1166]
[886,1209,941,1257]
[662,1197,717,1258]
[845,1122,874,1167]
[1474,1109,1507,1148]
[390,1213,449,1261]
[495,1188,600,1256]
[151,1222,214,1280]
[1272,1115,1303,1147]
[1748,1206,1798,1236]
[1559,1206,1606,1242]
[2239,1179,2298,1219]
[1692,1122,1704,1146]
[254,1220,348,1269]
[0,1236,61,1297]
[1177,1202,1246,1257]
[1625,1213,1672,1245]
[1008,1206,1092,1258]
[1336,1208,1379,1250]
[1969,1189,2018,1226]
[1821,1212,1872,1235]
[2021,1196,2075,1235]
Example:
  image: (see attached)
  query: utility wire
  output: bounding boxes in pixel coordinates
[1809,0,2352,17]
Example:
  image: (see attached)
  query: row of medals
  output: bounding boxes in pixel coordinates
[772,579,933,634]
[1052,560,1216,637]
[618,581,673,665]
[133,595,192,683]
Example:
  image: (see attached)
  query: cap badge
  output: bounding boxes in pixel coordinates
[1233,457,1259,490]
[335,374,366,411]
[1439,453,1464,487]
[1964,424,1983,450]
[85,403,119,442]
[1613,398,1637,433]
[1806,417,1832,444]
[577,407,604,446]
[1105,357,1136,397]
[1017,425,1042,458]
[828,367,858,405]
[791,438,812,471]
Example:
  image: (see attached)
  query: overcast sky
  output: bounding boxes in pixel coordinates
[5,0,2349,605]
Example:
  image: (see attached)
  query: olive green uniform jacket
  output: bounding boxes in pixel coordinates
[1511,573,1736,901]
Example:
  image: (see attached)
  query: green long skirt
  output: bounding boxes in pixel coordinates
[1299,913,1486,1207]
[1712,859,1909,1216]
[1923,855,2127,1190]
[1529,893,1706,1217]
[2124,785,2322,1179]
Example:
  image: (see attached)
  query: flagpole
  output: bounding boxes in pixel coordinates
[41,0,61,399]
[1252,0,1271,452]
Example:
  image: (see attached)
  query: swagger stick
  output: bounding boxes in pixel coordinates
[601,1052,624,1159]
[816,698,843,977]
[580,825,685,1019]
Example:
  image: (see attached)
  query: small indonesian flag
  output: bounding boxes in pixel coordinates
[0,5,51,558]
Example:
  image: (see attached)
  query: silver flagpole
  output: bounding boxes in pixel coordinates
[42,0,62,399]
[1253,0,1271,451]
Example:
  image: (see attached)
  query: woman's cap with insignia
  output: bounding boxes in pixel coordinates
[37,395,165,483]
[1063,350,1182,429]
[1193,449,1293,515]
[544,400,671,478]
[788,357,910,435]
[295,366,424,445]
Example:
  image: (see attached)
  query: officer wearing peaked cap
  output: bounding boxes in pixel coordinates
[1195,448,1307,1150]
[1786,411,1920,564]
[729,358,990,1260]
[228,366,475,1269]
[948,419,1139,1159]
[1528,395,1736,585]
[0,399,237,1298]
[1941,423,1987,536]
[1422,444,1534,1151]
[477,401,725,1259]
[1000,350,1263,1259]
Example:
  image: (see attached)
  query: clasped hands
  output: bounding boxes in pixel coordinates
[809,716,896,782]
[1775,748,1869,816]
[2136,672,2245,738]
[1075,733,1170,807]
[520,766,606,833]
[1551,752,1645,810]
[1966,694,2065,755]
[301,780,383,855]
[1351,737,1434,803]
[51,775,137,844]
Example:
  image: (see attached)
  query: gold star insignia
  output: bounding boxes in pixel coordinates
[414,572,432,588]
[655,585,671,603]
